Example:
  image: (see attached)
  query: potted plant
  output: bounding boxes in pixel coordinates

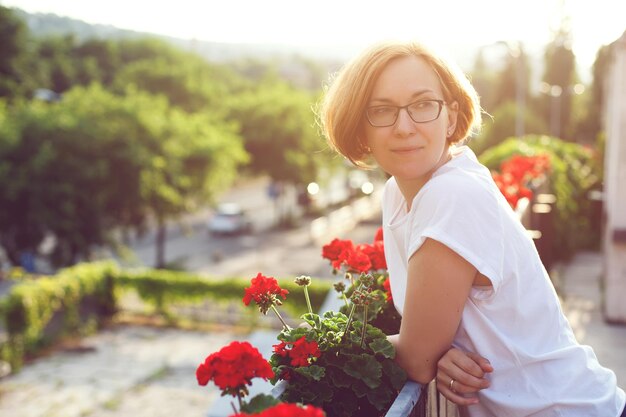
[196,228,407,417]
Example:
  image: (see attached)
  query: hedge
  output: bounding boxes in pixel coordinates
[479,134,603,260]
[0,262,332,372]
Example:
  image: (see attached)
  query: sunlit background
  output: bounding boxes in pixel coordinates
[2,0,625,74]
[1,1,625,416]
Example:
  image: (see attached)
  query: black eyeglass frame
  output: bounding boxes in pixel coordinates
[365,99,446,127]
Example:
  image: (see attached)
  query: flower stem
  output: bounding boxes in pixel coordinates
[360,304,369,348]
[342,293,349,308]
[271,304,291,331]
[303,286,313,315]
[342,302,356,344]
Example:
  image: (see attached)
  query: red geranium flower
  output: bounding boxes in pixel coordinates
[493,153,551,209]
[383,277,393,303]
[322,238,354,270]
[273,336,321,367]
[196,341,273,397]
[272,341,289,357]
[289,337,322,367]
[230,403,326,417]
[357,241,387,270]
[344,249,372,273]
[374,227,384,242]
[243,273,289,314]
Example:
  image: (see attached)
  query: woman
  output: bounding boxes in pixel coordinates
[319,40,625,416]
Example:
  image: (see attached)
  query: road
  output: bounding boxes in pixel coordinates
[127,177,383,280]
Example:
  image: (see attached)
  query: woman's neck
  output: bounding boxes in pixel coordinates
[397,147,453,211]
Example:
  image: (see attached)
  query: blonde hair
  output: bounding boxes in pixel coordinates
[319,41,482,167]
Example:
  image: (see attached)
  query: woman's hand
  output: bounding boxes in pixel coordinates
[436,347,493,406]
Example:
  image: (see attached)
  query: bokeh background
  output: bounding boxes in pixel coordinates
[0,1,625,416]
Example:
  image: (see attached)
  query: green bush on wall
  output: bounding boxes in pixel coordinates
[0,261,118,370]
[0,262,333,372]
[479,135,603,260]
[115,269,332,320]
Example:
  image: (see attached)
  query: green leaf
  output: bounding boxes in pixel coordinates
[294,365,325,381]
[351,379,371,398]
[240,394,280,413]
[329,368,354,388]
[301,312,322,329]
[285,380,333,404]
[279,327,309,342]
[323,310,347,321]
[366,387,394,411]
[369,337,395,358]
[383,360,408,390]
[366,324,386,340]
[325,390,359,417]
[343,354,383,389]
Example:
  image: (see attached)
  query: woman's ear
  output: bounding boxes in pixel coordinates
[446,101,459,137]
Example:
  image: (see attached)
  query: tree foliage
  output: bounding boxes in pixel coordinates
[0,85,247,267]
[226,81,332,185]
[470,101,548,156]
[539,27,578,139]
[0,5,33,98]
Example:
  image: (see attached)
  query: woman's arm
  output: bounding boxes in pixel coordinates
[388,238,477,384]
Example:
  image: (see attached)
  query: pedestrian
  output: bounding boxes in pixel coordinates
[319,40,625,416]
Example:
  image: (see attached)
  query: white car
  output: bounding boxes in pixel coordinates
[207,203,253,235]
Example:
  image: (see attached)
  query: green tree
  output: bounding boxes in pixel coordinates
[0,84,248,268]
[117,37,196,67]
[36,35,79,93]
[540,27,578,139]
[0,6,33,98]
[469,48,497,112]
[138,95,249,267]
[227,81,330,185]
[72,38,121,86]
[112,58,225,113]
[491,44,531,116]
[470,101,548,156]
[470,43,530,117]
[575,44,611,144]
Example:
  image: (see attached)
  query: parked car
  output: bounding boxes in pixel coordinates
[207,203,253,235]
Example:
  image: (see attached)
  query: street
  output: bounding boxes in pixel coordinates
[127,176,383,280]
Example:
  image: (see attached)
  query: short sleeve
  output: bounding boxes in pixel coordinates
[406,173,505,296]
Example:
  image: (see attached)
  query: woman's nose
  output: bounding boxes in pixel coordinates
[393,107,416,136]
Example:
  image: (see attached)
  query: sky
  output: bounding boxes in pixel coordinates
[2,0,625,72]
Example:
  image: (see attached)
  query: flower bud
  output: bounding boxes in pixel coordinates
[294,275,312,286]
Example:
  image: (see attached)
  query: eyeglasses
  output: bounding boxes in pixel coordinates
[365,99,445,127]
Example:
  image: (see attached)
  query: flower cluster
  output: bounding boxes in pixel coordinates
[322,229,386,274]
[243,273,289,315]
[492,153,551,209]
[273,336,321,368]
[196,341,274,398]
[198,227,405,417]
[323,228,398,334]
[232,403,326,417]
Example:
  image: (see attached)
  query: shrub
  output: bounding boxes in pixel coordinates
[479,135,603,260]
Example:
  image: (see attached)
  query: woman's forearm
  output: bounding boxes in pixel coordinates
[388,333,437,384]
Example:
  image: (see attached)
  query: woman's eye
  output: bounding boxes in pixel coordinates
[373,106,394,114]
[414,101,434,110]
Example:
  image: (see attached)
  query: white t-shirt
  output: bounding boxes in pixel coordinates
[382,146,625,417]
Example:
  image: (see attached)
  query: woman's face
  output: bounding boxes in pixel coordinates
[363,56,458,191]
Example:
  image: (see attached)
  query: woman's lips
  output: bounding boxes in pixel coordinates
[392,146,423,154]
